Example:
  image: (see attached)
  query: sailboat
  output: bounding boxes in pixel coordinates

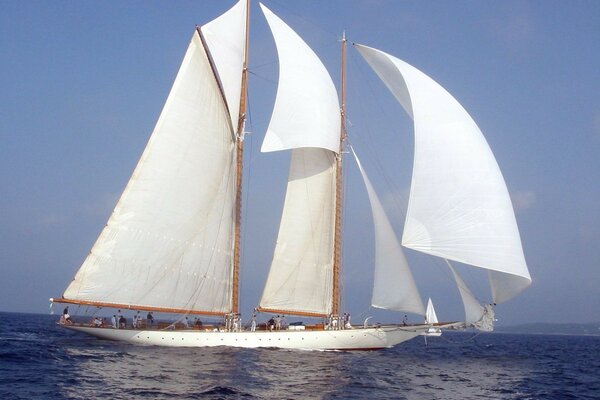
[422,298,442,337]
[50,1,531,350]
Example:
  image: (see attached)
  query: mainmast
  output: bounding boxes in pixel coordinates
[332,32,347,316]
[232,0,250,314]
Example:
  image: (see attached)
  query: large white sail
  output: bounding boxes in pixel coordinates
[202,0,248,131]
[259,148,336,315]
[258,4,340,316]
[259,4,341,154]
[62,7,247,313]
[355,44,531,304]
[352,149,425,316]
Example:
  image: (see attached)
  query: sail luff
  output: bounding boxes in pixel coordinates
[196,28,235,138]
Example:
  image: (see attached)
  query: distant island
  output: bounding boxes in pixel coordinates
[494,322,600,336]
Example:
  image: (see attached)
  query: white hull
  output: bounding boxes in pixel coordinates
[63,324,426,350]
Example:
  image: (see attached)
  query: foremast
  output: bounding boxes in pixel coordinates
[232,0,250,315]
[332,32,347,316]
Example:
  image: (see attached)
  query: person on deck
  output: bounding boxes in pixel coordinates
[147,312,154,327]
[119,315,126,329]
[402,315,408,326]
[268,317,275,331]
[111,315,117,329]
[182,317,189,328]
[133,311,141,328]
[250,314,256,332]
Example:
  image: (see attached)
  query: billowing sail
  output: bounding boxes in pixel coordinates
[62,4,247,315]
[258,4,340,316]
[355,44,531,304]
[202,0,248,131]
[446,262,484,324]
[260,4,341,153]
[352,149,425,316]
[425,298,438,324]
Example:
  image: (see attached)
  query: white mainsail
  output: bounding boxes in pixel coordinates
[425,298,439,325]
[352,149,425,316]
[355,44,531,304]
[258,4,340,316]
[62,2,247,314]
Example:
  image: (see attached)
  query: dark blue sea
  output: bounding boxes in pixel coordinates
[1,312,599,399]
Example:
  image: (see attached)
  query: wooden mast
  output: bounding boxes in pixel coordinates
[332,32,347,316]
[232,0,250,315]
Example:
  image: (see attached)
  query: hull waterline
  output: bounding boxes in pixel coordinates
[62,324,425,350]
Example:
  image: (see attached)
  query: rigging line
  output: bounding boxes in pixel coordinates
[346,49,411,223]
[339,143,350,312]
[240,90,254,281]
[238,110,254,314]
[249,60,278,70]
[247,70,277,85]
[267,0,341,40]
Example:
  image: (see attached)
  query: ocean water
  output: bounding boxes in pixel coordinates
[1,312,598,399]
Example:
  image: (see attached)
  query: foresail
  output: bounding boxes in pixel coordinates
[259,148,336,315]
[355,44,531,303]
[446,262,484,324]
[202,0,248,130]
[63,30,238,314]
[259,3,340,153]
[352,149,425,316]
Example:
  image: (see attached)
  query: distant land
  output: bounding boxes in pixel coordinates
[495,322,600,336]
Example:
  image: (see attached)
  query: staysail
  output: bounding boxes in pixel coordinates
[355,44,531,304]
[446,262,484,324]
[258,4,340,316]
[60,2,248,315]
[352,149,425,316]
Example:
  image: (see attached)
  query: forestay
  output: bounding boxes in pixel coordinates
[63,9,246,313]
[355,44,531,304]
[352,149,425,316]
[258,4,340,316]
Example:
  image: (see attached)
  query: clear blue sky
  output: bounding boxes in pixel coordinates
[1,1,598,325]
